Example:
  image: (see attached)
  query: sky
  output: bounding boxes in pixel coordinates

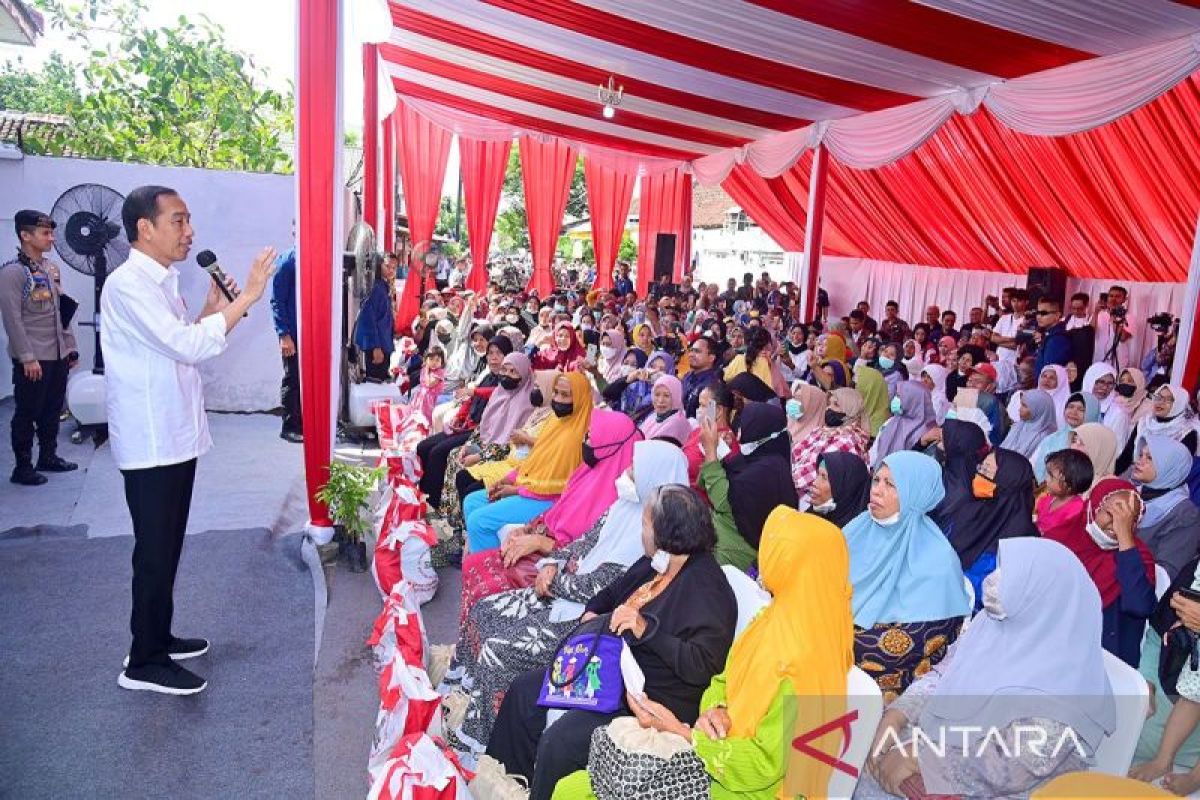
[0,0,462,194]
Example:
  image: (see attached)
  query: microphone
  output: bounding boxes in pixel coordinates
[196,250,237,302]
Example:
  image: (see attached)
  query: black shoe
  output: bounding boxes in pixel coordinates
[118,661,206,696]
[10,466,47,486]
[123,636,209,668]
[36,455,77,472]
[280,431,304,443]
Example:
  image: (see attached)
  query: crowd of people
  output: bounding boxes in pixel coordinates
[362,266,1200,798]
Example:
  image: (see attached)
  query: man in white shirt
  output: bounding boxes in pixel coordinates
[990,288,1030,362]
[102,185,275,696]
[1065,292,1090,331]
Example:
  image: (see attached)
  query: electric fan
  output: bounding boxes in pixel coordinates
[50,183,129,437]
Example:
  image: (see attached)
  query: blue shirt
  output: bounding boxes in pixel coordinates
[613,276,634,297]
[1100,549,1156,667]
[270,247,297,338]
[1034,322,1072,374]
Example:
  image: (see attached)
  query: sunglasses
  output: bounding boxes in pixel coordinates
[1035,310,1057,317]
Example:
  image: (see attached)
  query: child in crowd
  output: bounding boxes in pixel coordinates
[403,345,445,425]
[1034,449,1093,538]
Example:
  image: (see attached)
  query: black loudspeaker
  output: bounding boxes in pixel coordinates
[1027,266,1067,307]
[653,233,676,283]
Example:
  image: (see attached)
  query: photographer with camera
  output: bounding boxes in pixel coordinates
[1092,284,1134,370]
[1142,312,1180,383]
[990,288,1030,362]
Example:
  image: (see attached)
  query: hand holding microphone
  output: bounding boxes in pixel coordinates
[196,247,276,331]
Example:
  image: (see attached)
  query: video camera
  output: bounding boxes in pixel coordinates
[1148,312,1176,335]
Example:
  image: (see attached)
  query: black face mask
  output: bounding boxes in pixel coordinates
[551,401,574,418]
[498,375,522,391]
[581,443,599,468]
[530,387,544,407]
[825,409,847,427]
[1115,383,1136,399]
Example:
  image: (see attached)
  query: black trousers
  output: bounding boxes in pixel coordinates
[11,357,68,467]
[454,469,485,513]
[365,359,391,382]
[122,458,198,668]
[487,669,625,800]
[416,431,470,507]
[280,353,302,434]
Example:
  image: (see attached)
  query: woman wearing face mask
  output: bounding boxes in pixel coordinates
[442,441,688,763]
[876,341,909,396]
[843,451,971,701]
[934,447,1037,609]
[792,387,870,500]
[1000,389,1059,461]
[460,407,638,625]
[785,380,827,448]
[488,486,737,800]
[1132,435,1200,579]
[859,538,1115,799]
[637,374,692,446]
[1031,391,1101,482]
[552,507,855,800]
[591,329,627,388]
[1039,470,1155,668]
[919,364,952,424]
[808,451,871,529]
[870,381,936,467]
[716,402,799,557]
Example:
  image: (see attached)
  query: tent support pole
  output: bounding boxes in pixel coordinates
[800,145,829,323]
[1172,214,1200,391]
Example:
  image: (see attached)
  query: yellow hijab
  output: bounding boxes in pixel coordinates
[515,371,593,496]
[724,507,854,799]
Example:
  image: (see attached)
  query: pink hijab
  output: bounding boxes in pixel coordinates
[476,352,535,445]
[542,410,641,546]
[639,375,693,444]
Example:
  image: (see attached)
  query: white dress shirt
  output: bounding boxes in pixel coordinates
[992,313,1022,361]
[100,248,227,470]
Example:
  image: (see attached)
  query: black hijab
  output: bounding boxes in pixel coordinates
[726,371,777,403]
[816,452,870,530]
[932,419,988,527]
[723,402,799,548]
[934,445,1038,569]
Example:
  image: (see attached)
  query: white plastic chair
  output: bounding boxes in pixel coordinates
[721,565,771,637]
[1091,650,1150,776]
[1155,564,1171,601]
[826,666,885,800]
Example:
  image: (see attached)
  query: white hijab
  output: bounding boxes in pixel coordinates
[1082,363,1117,414]
[1038,364,1072,428]
[921,364,951,424]
[548,440,689,622]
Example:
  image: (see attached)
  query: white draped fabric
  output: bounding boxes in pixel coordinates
[1170,216,1200,386]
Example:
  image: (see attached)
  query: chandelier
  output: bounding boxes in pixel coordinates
[597,76,624,119]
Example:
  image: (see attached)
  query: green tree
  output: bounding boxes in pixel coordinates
[0,0,292,173]
[495,146,587,253]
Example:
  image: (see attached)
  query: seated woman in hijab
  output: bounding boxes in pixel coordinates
[637,374,692,446]
[876,341,909,396]
[581,327,628,394]
[1034,364,1072,428]
[443,441,688,763]
[785,381,828,450]
[601,350,675,416]
[1082,363,1129,446]
[417,335,511,508]
[1135,384,1200,455]
[808,451,871,529]
[1031,391,1101,482]
[933,446,1037,610]
[630,321,655,357]
[726,370,777,406]
[724,326,788,398]
[1000,389,1059,462]
[531,321,587,372]
[1133,435,1200,580]
[487,486,737,800]
[682,384,739,499]
[857,538,1115,799]
[901,339,925,378]
[791,387,870,500]
[844,451,971,702]
[944,344,985,402]
[813,334,852,391]
[1069,421,1118,487]
[552,507,855,800]
[700,402,798,567]
[919,364,952,424]
[460,407,638,624]
[869,381,936,467]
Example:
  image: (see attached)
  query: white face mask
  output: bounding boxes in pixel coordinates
[650,549,671,574]
[812,498,837,514]
[600,345,618,360]
[1086,520,1119,550]
[871,510,902,526]
[615,472,639,504]
[740,428,784,457]
[982,569,1005,620]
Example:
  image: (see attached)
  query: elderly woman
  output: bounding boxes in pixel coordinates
[844,451,971,701]
[919,364,952,424]
[808,451,871,529]
[856,364,891,437]
[791,387,870,501]
[786,381,828,448]
[870,381,936,467]
[443,441,688,761]
[487,486,737,800]
[1133,435,1200,579]
[999,389,1058,461]
[857,538,1115,798]
[1135,384,1200,455]
[1031,391,1101,482]
[552,506,856,800]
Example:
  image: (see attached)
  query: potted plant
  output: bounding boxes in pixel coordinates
[316,461,385,572]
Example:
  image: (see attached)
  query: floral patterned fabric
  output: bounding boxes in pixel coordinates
[853,616,962,704]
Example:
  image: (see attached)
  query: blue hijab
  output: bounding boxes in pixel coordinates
[1032,392,1101,481]
[843,451,971,628]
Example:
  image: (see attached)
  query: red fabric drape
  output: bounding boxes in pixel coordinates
[395,102,453,334]
[583,158,635,291]
[382,111,395,252]
[297,0,339,528]
[519,136,577,296]
[728,76,1200,283]
[362,43,379,237]
[459,136,511,293]
[636,168,693,295]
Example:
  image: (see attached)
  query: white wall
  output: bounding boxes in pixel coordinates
[0,155,294,411]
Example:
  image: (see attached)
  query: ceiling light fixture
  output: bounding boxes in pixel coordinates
[598,76,624,119]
